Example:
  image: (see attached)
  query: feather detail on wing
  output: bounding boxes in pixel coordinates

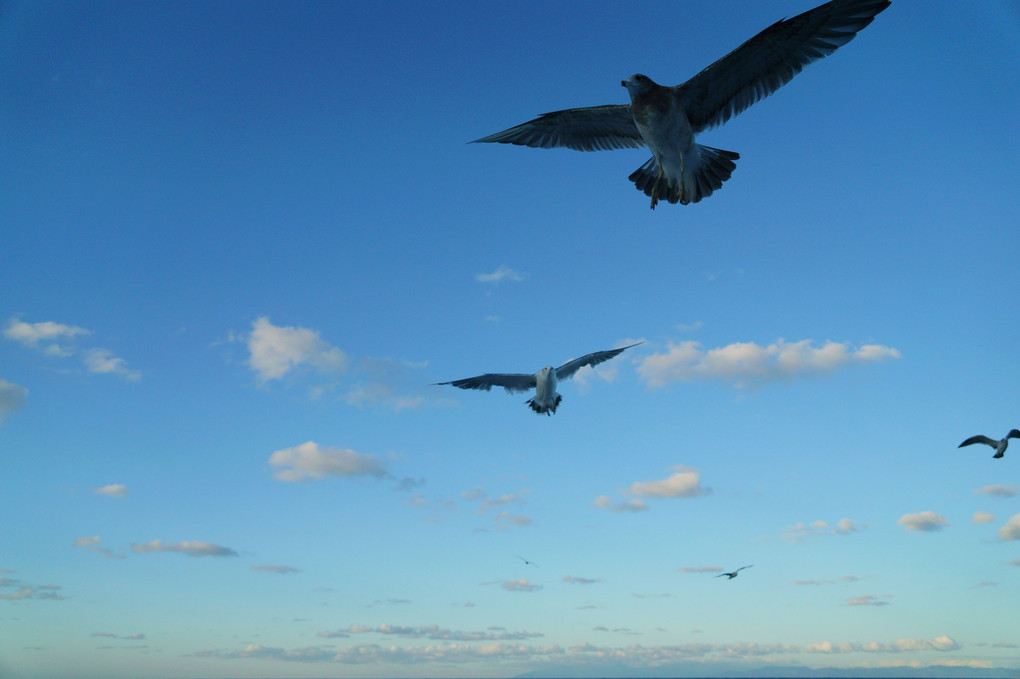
[555,342,643,381]
[472,105,645,151]
[677,0,890,132]
[436,373,537,394]
[958,435,997,448]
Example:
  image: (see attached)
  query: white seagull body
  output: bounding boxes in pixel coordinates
[716,565,753,579]
[474,0,890,209]
[958,429,1020,459]
[436,342,642,415]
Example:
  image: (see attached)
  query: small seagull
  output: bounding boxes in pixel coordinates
[716,565,753,579]
[473,0,890,209]
[958,429,1020,459]
[436,342,642,415]
[517,556,539,567]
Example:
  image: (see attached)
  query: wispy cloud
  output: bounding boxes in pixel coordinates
[592,496,648,513]
[898,511,948,532]
[193,633,965,666]
[562,575,603,585]
[318,623,543,642]
[73,536,125,560]
[783,518,863,542]
[498,578,542,592]
[845,594,893,607]
[679,566,723,574]
[251,565,300,574]
[91,632,146,640]
[974,484,1018,498]
[4,317,139,380]
[791,575,860,586]
[997,513,1020,541]
[82,348,141,381]
[637,338,900,389]
[0,576,67,601]
[93,484,128,498]
[475,264,525,284]
[130,540,238,557]
[268,441,387,482]
[972,511,995,524]
[0,379,27,424]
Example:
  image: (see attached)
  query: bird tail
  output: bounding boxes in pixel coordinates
[526,394,562,416]
[629,145,739,209]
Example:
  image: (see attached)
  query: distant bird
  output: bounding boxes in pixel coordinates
[716,565,753,579]
[958,429,1020,459]
[436,342,642,415]
[517,556,539,567]
[473,0,890,209]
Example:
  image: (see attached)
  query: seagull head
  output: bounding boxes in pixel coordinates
[621,74,656,97]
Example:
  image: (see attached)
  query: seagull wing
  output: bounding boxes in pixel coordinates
[555,342,643,381]
[436,373,536,394]
[959,435,997,448]
[676,0,890,133]
[472,105,645,151]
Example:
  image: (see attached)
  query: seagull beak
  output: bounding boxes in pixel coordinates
[620,80,626,87]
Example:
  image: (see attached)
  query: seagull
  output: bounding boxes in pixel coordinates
[473,0,890,209]
[517,556,539,567]
[436,342,642,415]
[958,429,1020,459]
[716,565,753,579]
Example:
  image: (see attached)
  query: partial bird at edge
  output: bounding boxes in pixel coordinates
[958,429,1020,459]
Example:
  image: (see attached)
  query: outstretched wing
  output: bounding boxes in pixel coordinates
[959,435,996,448]
[472,105,645,152]
[436,373,536,394]
[555,341,643,381]
[737,565,754,572]
[677,0,890,132]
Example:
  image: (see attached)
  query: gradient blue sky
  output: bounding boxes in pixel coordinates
[2,1,1019,678]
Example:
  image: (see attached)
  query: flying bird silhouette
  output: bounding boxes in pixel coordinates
[473,0,890,209]
[958,429,1020,459]
[436,342,642,415]
[517,556,539,567]
[716,565,753,579]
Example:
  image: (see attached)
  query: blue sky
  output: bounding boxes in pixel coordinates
[2,1,1019,677]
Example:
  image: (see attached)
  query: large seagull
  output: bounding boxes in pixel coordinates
[436,342,642,415]
[473,0,890,209]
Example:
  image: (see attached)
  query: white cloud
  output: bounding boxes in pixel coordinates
[500,578,542,592]
[974,484,1018,498]
[5,317,139,380]
[3,317,91,347]
[247,317,348,383]
[997,513,1020,541]
[592,495,648,513]
[94,484,128,498]
[0,379,27,424]
[82,348,141,381]
[783,518,863,542]
[268,441,387,482]
[898,511,949,532]
[806,636,959,652]
[475,265,525,284]
[972,511,995,524]
[562,575,602,585]
[131,540,238,557]
[626,466,708,499]
[637,338,900,389]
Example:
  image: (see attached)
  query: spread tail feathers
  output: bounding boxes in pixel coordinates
[629,145,739,209]
[526,394,562,416]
